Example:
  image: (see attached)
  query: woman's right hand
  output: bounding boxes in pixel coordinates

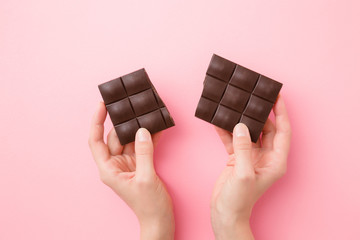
[211,95,291,240]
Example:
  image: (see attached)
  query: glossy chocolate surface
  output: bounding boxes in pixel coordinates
[99,69,175,145]
[195,54,282,142]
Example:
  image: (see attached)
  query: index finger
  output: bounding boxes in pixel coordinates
[88,102,110,165]
[214,126,234,155]
[273,95,292,155]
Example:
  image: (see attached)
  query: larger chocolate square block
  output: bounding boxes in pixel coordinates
[98,69,175,145]
[195,54,282,142]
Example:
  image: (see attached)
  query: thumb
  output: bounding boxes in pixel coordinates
[135,128,155,179]
[233,123,253,176]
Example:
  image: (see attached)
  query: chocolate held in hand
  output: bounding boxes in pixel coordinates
[195,54,282,142]
[98,69,175,145]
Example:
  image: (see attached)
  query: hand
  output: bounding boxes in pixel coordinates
[88,102,174,240]
[211,95,291,240]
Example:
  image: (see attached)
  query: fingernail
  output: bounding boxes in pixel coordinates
[137,128,151,142]
[234,123,247,137]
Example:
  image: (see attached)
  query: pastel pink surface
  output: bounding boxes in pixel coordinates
[1,0,359,239]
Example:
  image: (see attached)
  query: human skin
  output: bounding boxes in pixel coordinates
[88,102,174,240]
[88,95,290,240]
[211,95,292,240]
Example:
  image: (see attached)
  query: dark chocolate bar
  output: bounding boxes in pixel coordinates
[195,54,282,142]
[98,69,175,145]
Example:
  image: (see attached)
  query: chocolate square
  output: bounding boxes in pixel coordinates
[98,77,127,105]
[114,119,140,145]
[212,105,242,132]
[201,75,227,102]
[98,69,175,145]
[137,110,167,134]
[206,54,236,82]
[243,95,273,123]
[107,98,135,125]
[220,85,250,112]
[129,89,159,116]
[239,116,264,142]
[160,107,175,127]
[229,65,259,92]
[253,75,283,103]
[195,97,219,122]
[195,54,282,142]
[121,69,152,95]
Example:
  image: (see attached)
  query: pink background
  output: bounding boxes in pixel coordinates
[1,0,359,239]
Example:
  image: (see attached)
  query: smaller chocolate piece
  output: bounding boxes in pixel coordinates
[195,54,282,142]
[98,69,175,145]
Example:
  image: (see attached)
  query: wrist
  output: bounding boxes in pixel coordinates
[213,219,253,240]
[139,215,174,240]
[211,212,253,240]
